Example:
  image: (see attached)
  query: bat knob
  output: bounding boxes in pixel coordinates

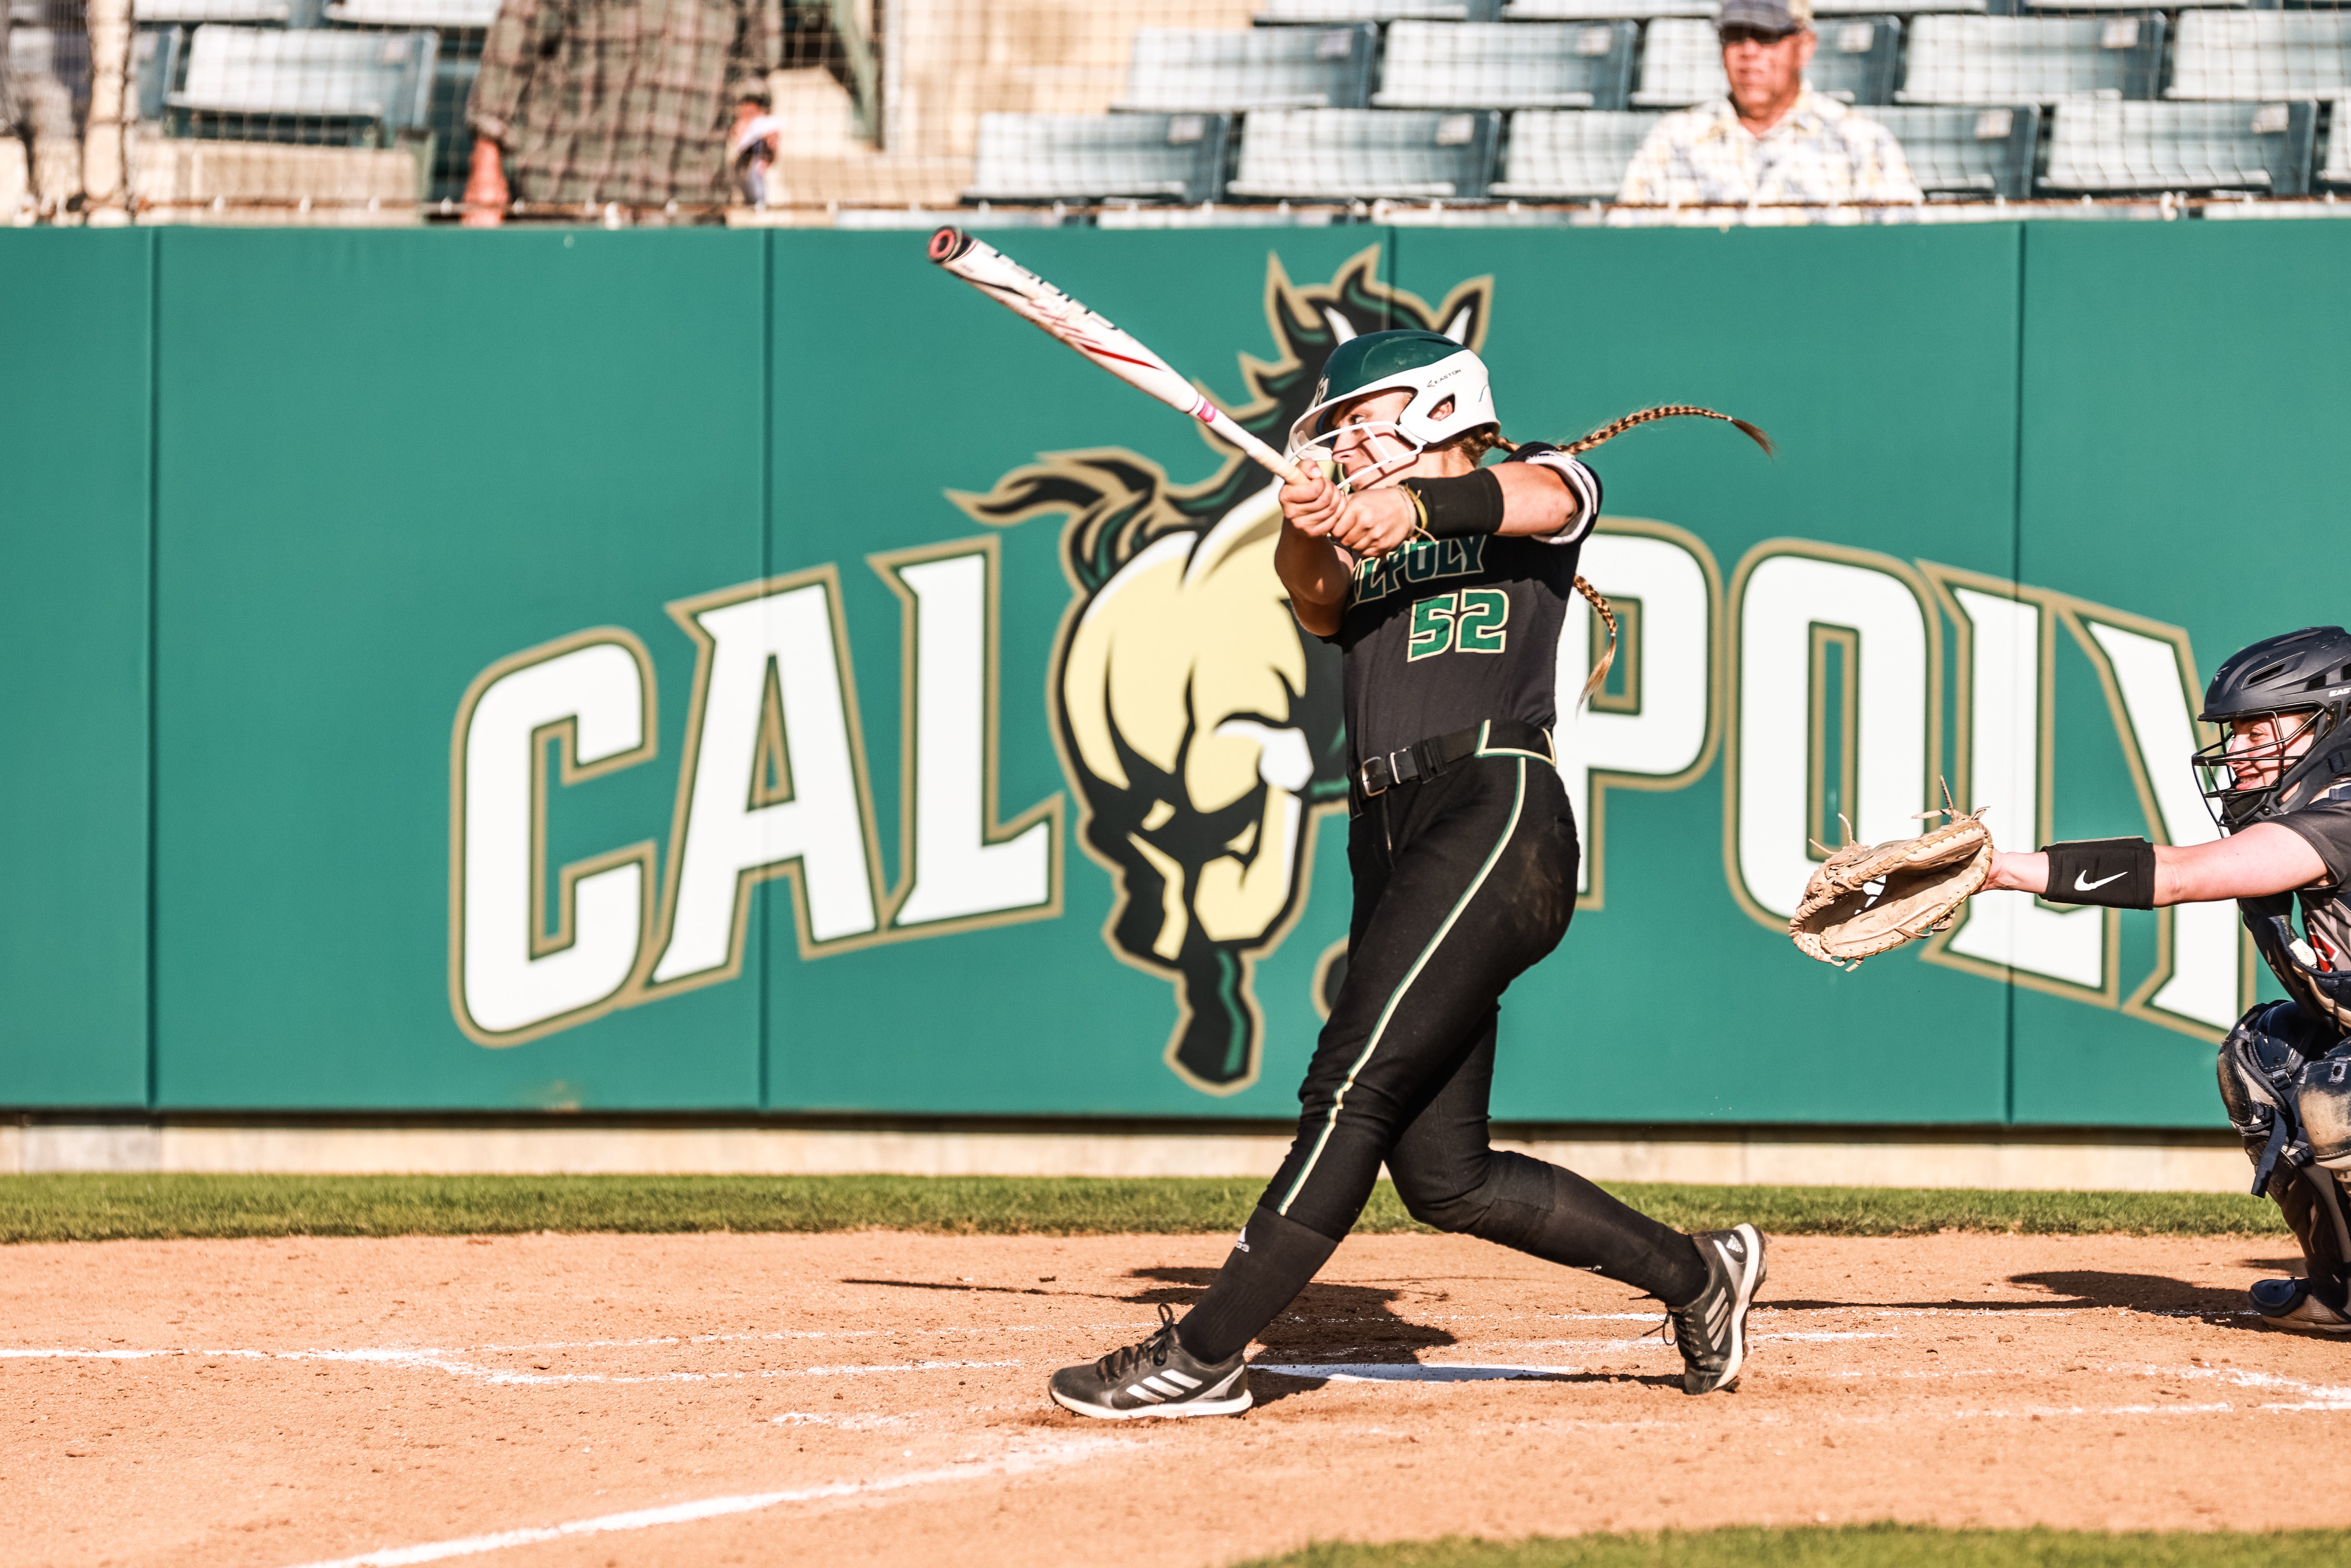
[927,227,973,265]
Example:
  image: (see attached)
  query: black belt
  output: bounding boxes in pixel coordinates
[1350,719,1554,812]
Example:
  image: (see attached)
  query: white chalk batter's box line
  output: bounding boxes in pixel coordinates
[273,1434,1133,1568]
[0,1327,1900,1387]
[14,1336,2348,1412]
[0,1345,1025,1387]
[253,1370,2344,1568]
[0,1298,2189,1370]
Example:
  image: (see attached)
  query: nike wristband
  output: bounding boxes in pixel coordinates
[2042,837,2156,909]
[1398,468,1505,539]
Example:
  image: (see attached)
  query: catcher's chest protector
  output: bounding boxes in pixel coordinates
[2240,785,2351,1036]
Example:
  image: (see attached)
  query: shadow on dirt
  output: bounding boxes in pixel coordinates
[1112,1265,1681,1404]
[838,1278,1058,1296]
[2007,1269,2263,1325]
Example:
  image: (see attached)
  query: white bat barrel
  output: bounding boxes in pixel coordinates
[927,227,1306,487]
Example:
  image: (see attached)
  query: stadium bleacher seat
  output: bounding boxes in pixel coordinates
[1895,15,2164,105]
[322,0,498,21]
[1868,103,2038,197]
[1228,107,1501,198]
[135,25,184,120]
[1374,21,1636,111]
[1256,0,1503,23]
[1809,0,1979,12]
[1490,108,1660,198]
[2167,11,2351,104]
[1504,0,1706,19]
[1631,15,1900,107]
[135,0,309,24]
[2040,99,2314,193]
[966,112,1233,204]
[170,24,437,136]
[321,0,493,203]
[1503,0,1977,16]
[2323,99,2351,188]
[1118,26,1377,113]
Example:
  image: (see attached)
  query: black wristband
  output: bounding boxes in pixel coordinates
[1399,468,1505,538]
[2042,837,2156,909]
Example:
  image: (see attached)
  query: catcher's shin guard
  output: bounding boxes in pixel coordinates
[2218,1002,2331,1197]
[2219,1002,2351,1297]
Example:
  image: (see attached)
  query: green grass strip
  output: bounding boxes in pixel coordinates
[0,1173,2285,1245]
[1239,1528,2345,1568]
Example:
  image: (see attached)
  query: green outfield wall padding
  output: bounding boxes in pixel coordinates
[0,230,154,1108]
[2008,221,2351,1127]
[149,230,769,1111]
[0,219,2343,1126]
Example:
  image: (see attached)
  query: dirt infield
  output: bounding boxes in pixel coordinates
[8,1229,2351,1567]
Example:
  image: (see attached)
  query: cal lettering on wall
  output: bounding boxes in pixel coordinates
[871,537,1062,932]
[647,568,884,991]
[1553,519,1722,905]
[448,630,659,1044]
[1726,542,1940,924]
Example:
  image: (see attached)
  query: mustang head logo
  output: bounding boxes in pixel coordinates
[955,247,1492,1095]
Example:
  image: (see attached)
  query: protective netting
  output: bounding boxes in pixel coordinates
[1,0,2345,223]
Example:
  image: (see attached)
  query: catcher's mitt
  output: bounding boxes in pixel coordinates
[1789,800,1993,970]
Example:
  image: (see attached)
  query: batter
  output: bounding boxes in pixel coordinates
[1046,331,1769,1418]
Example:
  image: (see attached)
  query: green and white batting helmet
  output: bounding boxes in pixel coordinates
[1286,329,1497,481]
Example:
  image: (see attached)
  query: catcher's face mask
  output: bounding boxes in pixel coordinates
[2196,709,2326,824]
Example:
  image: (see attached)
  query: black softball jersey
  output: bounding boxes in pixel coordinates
[1333,446,1602,771]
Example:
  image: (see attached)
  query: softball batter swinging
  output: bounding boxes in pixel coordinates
[1048,331,1772,1419]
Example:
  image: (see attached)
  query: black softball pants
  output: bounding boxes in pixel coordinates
[1177,747,1707,1365]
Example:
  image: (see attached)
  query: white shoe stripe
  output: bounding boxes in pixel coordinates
[1161,1369,1202,1390]
[1139,1375,1182,1396]
[1125,1384,1165,1403]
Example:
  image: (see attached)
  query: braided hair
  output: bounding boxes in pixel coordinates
[1430,406,1770,704]
[1567,403,1775,459]
[1560,404,1773,702]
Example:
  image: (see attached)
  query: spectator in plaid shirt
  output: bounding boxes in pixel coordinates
[1617,0,1920,207]
[463,0,802,221]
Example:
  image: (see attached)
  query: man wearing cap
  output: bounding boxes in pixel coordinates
[1617,0,1920,206]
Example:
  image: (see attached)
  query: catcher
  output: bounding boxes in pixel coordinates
[1795,625,2351,1334]
[1047,330,1773,1419]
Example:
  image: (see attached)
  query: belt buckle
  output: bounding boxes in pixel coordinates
[1358,756,1393,798]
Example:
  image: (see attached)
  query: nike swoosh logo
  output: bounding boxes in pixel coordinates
[2075,871,2127,891]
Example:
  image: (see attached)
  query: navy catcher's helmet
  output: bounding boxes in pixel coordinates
[2193,626,2351,830]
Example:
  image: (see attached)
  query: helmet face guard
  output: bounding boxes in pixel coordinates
[2194,708,2332,831]
[2194,626,2351,831]
[1286,332,1497,491]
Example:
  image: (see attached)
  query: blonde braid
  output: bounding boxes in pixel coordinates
[1558,405,1768,705]
[1574,576,1618,707]
[1565,404,1775,458]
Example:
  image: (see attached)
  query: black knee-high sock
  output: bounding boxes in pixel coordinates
[1471,1152,1709,1305]
[1175,1206,1339,1364]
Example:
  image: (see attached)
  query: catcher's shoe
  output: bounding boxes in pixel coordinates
[2250,1276,2351,1335]
[1048,1304,1252,1420]
[1665,1224,1768,1395]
